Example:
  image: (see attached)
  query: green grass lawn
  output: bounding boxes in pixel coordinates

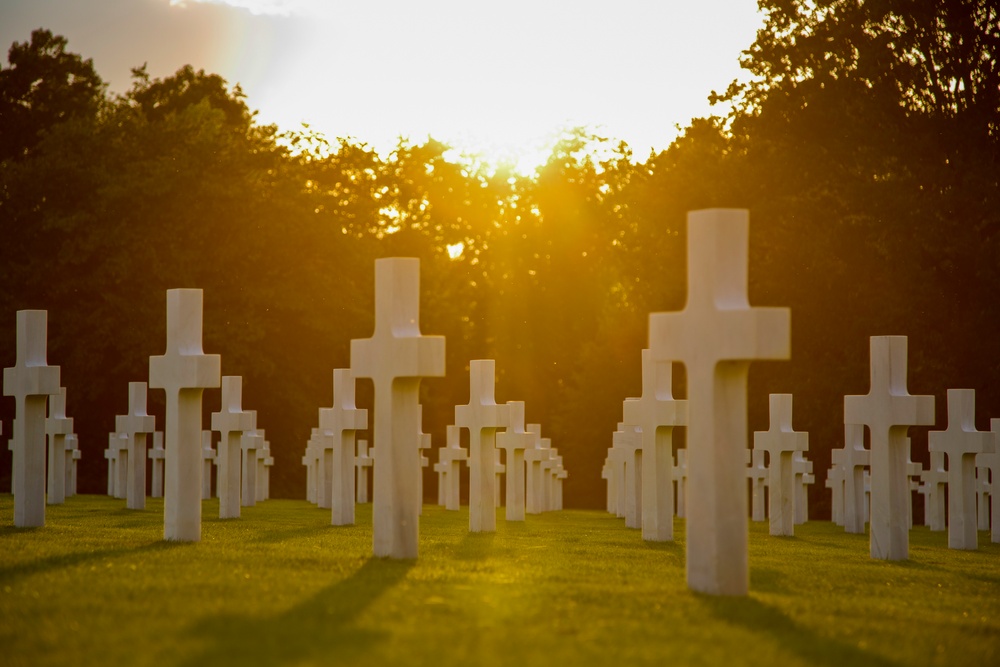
[0,495,997,667]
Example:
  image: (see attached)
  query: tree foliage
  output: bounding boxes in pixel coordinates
[1,12,998,512]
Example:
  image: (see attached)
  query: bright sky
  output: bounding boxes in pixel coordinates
[1,0,764,168]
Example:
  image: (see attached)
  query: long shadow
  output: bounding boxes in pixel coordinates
[177,557,413,667]
[697,594,899,667]
[451,530,496,561]
[0,540,189,584]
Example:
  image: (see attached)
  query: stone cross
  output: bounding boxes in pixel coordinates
[905,452,921,529]
[554,460,567,510]
[351,257,445,559]
[258,439,274,502]
[3,310,61,527]
[111,431,128,499]
[613,423,643,529]
[747,448,767,522]
[45,387,73,506]
[524,423,548,515]
[863,469,871,524]
[303,429,321,504]
[241,421,263,508]
[438,424,467,511]
[149,289,222,542]
[793,452,813,525]
[433,457,447,506]
[917,450,947,530]
[753,394,808,537]
[319,368,368,525]
[456,359,509,532]
[975,463,990,532]
[826,449,846,526]
[493,448,505,508]
[979,420,1000,543]
[674,449,689,518]
[65,432,80,498]
[496,401,535,521]
[622,349,687,541]
[540,440,556,512]
[356,439,372,503]
[103,435,117,496]
[150,431,165,498]
[201,430,216,500]
[844,336,934,560]
[838,424,870,534]
[928,388,994,550]
[418,415,431,514]
[649,209,790,595]
[602,459,616,514]
[116,382,156,510]
[212,376,256,518]
[605,446,628,519]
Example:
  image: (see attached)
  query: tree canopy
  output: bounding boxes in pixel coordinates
[1,6,998,512]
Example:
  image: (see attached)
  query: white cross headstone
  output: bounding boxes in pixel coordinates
[844,336,934,560]
[319,368,368,525]
[863,469,872,524]
[356,439,372,503]
[554,461,567,510]
[975,463,990,532]
[493,448,505,508]
[979,420,1000,543]
[104,435,117,496]
[918,451,947,530]
[116,382,156,510]
[649,209,790,595]
[928,388,994,550]
[674,449,689,518]
[350,257,445,558]
[212,376,256,518]
[540,440,556,512]
[418,413,431,514]
[456,359,509,532]
[303,429,321,504]
[605,444,628,519]
[259,439,274,501]
[793,452,813,525]
[150,431,165,498]
[826,449,846,526]
[438,424,467,511]
[622,349,687,541]
[241,420,263,508]
[65,432,80,498]
[3,310,61,527]
[45,387,73,505]
[601,459,616,514]
[496,401,535,521]
[201,430,216,500]
[613,423,643,529]
[433,458,447,506]
[524,423,550,515]
[112,431,128,499]
[838,424,870,534]
[905,452,921,529]
[149,289,222,542]
[747,448,767,522]
[753,394,808,537]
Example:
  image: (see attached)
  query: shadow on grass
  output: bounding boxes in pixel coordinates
[749,567,790,595]
[0,540,189,584]
[452,531,496,560]
[697,594,898,667]
[177,557,413,667]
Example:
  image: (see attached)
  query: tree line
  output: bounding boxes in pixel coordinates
[1,1,997,513]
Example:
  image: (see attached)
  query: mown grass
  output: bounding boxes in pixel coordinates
[0,495,997,667]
